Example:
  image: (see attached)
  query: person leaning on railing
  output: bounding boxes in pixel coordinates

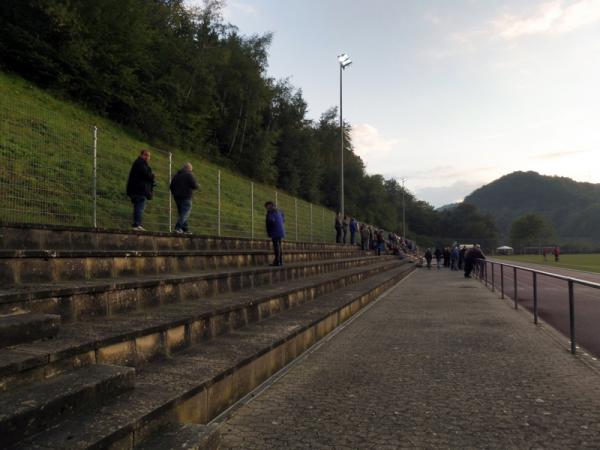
[464,244,485,278]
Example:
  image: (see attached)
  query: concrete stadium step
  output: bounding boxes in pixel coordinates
[0,364,134,447]
[0,258,405,392]
[0,223,351,252]
[0,313,60,348]
[0,254,391,320]
[140,423,220,450]
[10,264,413,450]
[0,247,370,287]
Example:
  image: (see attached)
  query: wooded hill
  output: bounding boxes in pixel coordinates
[464,171,600,244]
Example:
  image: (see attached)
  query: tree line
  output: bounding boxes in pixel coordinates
[0,0,498,247]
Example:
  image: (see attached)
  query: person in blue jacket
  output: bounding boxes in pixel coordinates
[349,217,358,245]
[265,201,285,266]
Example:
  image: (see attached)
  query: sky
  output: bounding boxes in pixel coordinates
[188,0,600,207]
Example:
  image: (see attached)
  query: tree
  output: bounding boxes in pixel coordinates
[510,213,555,248]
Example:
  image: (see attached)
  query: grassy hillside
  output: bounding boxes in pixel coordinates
[0,72,336,241]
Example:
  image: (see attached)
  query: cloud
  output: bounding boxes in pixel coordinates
[222,1,258,20]
[495,0,600,39]
[534,149,591,159]
[415,181,484,208]
[351,123,400,161]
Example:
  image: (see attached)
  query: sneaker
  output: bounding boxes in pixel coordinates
[132,225,145,231]
[174,228,184,234]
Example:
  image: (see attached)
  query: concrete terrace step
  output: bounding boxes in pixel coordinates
[0,223,350,252]
[0,313,60,348]
[140,423,220,450]
[10,264,413,450]
[0,247,371,286]
[0,364,134,447]
[0,255,393,320]
[0,258,407,392]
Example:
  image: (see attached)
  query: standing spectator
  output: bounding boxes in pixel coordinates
[265,201,285,266]
[360,224,370,251]
[424,248,433,269]
[368,226,374,250]
[335,213,343,243]
[464,245,485,278]
[450,246,460,271]
[376,230,385,256]
[458,246,467,270]
[434,247,443,269]
[443,247,451,267]
[126,149,155,231]
[553,246,560,262]
[342,215,349,244]
[169,162,199,234]
[349,217,358,245]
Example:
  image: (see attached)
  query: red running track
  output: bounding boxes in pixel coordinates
[479,259,600,357]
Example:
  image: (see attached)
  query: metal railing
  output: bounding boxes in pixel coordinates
[0,100,384,242]
[475,258,600,355]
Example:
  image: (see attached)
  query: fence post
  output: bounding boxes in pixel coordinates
[322,208,325,243]
[168,152,172,232]
[533,272,538,325]
[500,264,505,299]
[569,279,576,354]
[217,170,221,236]
[275,190,278,208]
[294,198,298,241]
[310,204,313,242]
[251,181,254,239]
[491,262,495,292]
[513,267,518,309]
[92,126,97,228]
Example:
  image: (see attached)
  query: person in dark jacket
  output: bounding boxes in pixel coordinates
[434,247,443,269]
[349,217,358,245]
[265,201,285,266]
[335,213,343,243]
[170,162,199,234]
[458,246,467,270]
[126,150,155,230]
[464,245,485,278]
[424,248,433,269]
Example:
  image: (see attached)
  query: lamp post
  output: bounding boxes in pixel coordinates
[338,53,352,216]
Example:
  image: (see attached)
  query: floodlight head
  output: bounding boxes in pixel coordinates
[338,53,352,69]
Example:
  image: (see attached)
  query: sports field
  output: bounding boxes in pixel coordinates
[494,254,600,274]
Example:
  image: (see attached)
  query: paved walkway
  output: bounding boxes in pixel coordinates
[219,268,600,449]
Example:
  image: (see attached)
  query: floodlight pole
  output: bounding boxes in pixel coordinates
[339,62,344,217]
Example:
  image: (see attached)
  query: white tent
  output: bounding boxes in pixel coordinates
[496,245,514,255]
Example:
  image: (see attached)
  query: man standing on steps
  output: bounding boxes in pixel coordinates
[265,201,285,266]
[170,162,199,234]
[126,149,155,231]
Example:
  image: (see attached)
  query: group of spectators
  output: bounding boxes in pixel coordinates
[126,150,410,268]
[423,244,486,278]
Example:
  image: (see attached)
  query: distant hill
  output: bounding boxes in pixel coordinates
[464,171,600,243]
[436,203,459,212]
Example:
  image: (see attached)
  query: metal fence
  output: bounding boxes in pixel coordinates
[475,258,600,356]
[0,100,357,242]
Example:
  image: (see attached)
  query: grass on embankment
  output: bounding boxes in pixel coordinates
[494,254,600,274]
[0,71,335,241]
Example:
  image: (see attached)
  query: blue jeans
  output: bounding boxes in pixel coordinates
[175,198,192,232]
[131,195,146,227]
